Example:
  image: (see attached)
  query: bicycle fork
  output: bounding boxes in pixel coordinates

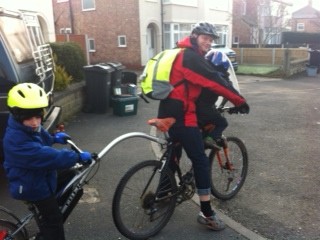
[216,146,235,191]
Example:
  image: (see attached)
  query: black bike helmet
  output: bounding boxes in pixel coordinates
[191,22,219,39]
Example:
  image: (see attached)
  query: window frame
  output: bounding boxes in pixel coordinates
[233,36,239,44]
[82,0,95,11]
[59,28,72,34]
[118,35,127,47]
[296,23,305,31]
[88,38,96,52]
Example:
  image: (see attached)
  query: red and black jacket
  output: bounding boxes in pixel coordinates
[158,36,245,127]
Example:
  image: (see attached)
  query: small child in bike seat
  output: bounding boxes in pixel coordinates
[196,50,248,149]
[3,83,92,240]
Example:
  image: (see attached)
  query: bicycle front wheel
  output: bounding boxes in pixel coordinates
[208,137,248,200]
[0,219,26,240]
[112,160,177,240]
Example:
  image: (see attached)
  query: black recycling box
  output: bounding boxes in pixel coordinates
[111,96,138,116]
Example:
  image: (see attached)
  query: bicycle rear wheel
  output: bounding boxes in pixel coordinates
[112,160,177,240]
[208,136,248,200]
[0,220,26,240]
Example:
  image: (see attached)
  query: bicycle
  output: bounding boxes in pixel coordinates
[112,106,248,240]
[0,125,177,240]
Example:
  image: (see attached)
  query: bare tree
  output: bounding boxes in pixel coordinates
[254,0,291,47]
[233,0,291,47]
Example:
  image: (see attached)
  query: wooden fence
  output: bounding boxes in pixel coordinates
[233,48,309,77]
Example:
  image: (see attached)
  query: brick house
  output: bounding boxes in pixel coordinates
[52,0,233,68]
[53,0,142,69]
[232,0,258,45]
[291,2,320,33]
[232,0,292,45]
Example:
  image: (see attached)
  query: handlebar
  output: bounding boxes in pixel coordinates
[217,106,244,114]
[66,139,98,161]
[67,139,82,153]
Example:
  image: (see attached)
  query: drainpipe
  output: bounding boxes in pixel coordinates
[68,0,74,33]
[161,0,164,50]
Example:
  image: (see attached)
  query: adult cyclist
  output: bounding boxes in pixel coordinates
[157,22,249,231]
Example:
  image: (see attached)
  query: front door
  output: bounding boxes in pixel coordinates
[147,26,155,59]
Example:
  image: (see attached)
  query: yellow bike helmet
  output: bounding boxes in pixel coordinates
[7,83,48,122]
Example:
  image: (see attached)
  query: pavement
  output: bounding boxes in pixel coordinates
[1,72,319,239]
[0,92,262,240]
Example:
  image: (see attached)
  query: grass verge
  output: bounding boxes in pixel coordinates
[236,65,282,77]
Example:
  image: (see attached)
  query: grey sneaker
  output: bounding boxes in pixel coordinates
[197,212,226,231]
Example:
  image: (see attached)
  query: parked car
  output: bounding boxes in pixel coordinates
[0,8,61,162]
[211,44,238,71]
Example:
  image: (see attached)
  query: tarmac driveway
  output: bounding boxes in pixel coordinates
[212,74,320,240]
[0,73,319,240]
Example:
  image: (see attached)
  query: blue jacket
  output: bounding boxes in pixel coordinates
[3,115,79,201]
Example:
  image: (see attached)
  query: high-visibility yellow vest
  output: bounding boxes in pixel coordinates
[140,48,183,100]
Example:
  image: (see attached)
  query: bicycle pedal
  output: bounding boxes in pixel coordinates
[176,195,185,204]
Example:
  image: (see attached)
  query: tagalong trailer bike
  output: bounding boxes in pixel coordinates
[0,127,178,240]
[112,107,248,240]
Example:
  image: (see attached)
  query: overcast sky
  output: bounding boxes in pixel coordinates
[291,0,320,11]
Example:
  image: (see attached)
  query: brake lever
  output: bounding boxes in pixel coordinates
[67,139,83,153]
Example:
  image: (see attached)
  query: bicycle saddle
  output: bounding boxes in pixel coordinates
[147,118,176,132]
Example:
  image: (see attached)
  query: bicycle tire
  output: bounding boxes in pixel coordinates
[208,136,248,200]
[112,160,177,240]
[0,219,26,240]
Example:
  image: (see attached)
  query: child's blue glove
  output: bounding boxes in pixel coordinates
[79,151,92,165]
[53,132,71,144]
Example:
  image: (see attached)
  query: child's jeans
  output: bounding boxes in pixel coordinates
[198,108,228,140]
[33,196,65,240]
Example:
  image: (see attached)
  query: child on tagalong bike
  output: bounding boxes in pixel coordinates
[196,49,249,149]
[3,83,92,240]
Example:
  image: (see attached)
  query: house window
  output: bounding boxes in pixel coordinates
[297,23,305,31]
[88,38,95,52]
[164,23,230,48]
[241,0,246,15]
[233,36,239,44]
[118,35,127,47]
[214,25,228,45]
[82,0,95,11]
[163,23,193,49]
[59,28,72,34]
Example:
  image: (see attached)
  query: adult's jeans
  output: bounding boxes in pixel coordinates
[169,126,211,195]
